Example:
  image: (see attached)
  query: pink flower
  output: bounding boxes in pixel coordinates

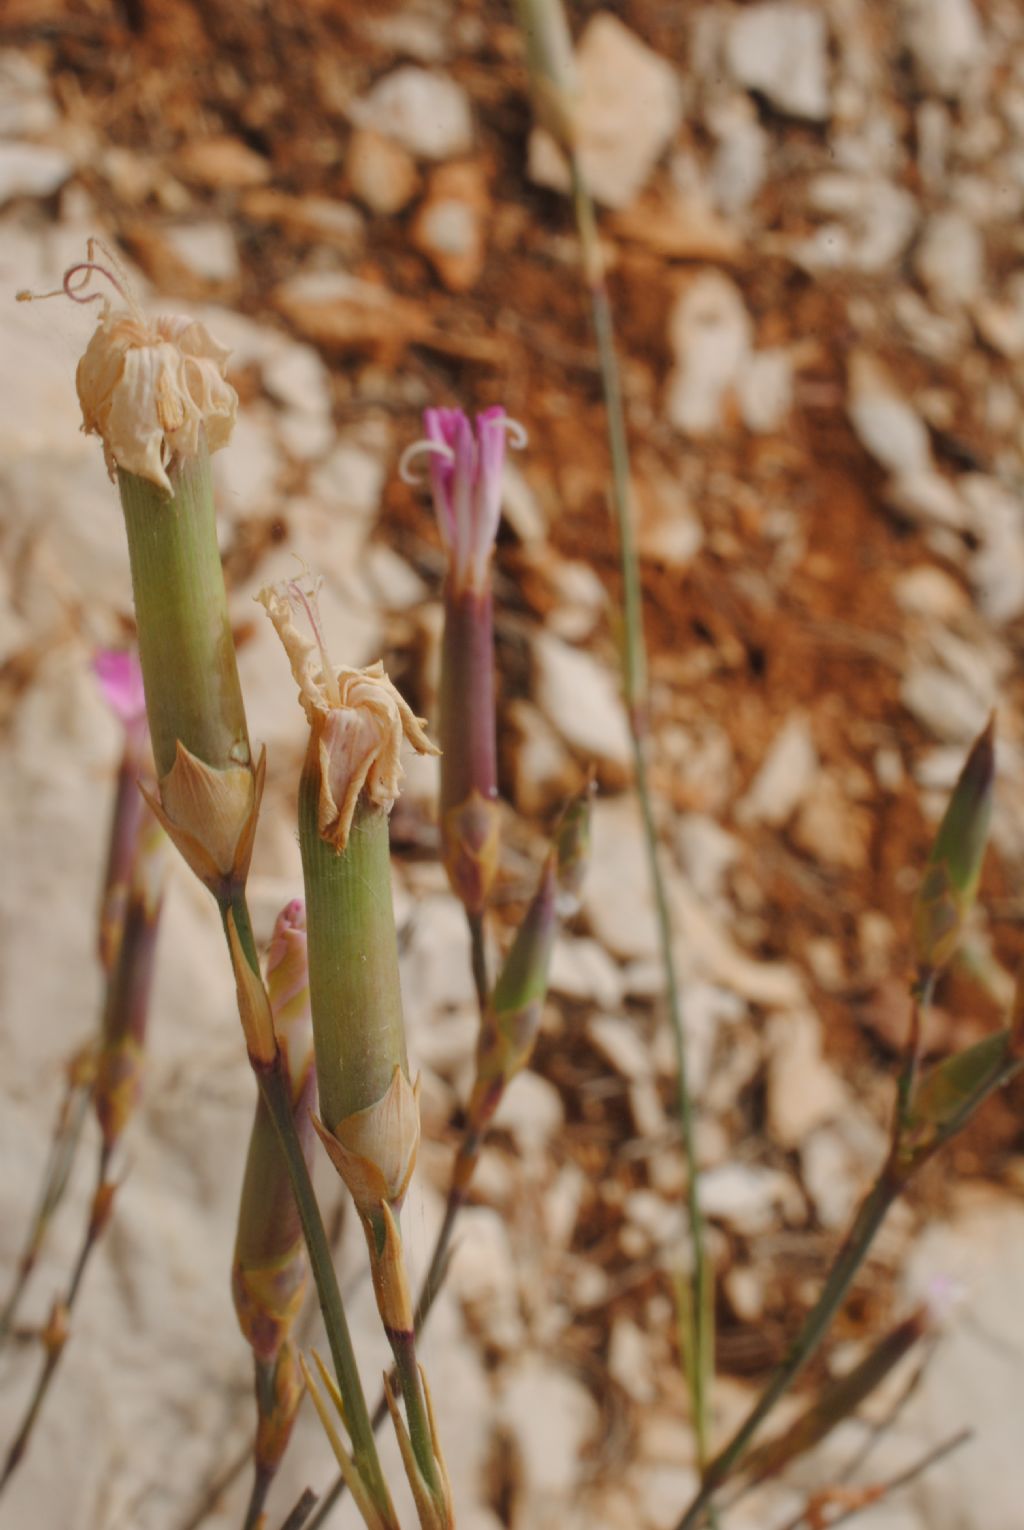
[94,648,147,733]
[400,406,526,592]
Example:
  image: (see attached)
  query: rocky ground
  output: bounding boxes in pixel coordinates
[1,1,1024,1528]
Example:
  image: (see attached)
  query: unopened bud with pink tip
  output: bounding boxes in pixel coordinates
[400,407,527,916]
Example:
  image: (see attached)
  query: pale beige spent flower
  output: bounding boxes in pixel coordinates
[258,581,438,850]
[77,305,237,495]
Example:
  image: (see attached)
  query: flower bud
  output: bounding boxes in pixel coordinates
[514,0,580,152]
[912,717,995,980]
[466,852,558,1135]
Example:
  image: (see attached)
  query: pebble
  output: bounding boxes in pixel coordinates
[766,1010,850,1149]
[492,1071,566,1159]
[961,474,1024,624]
[847,351,932,477]
[707,95,768,217]
[532,630,632,780]
[0,52,58,137]
[699,1162,800,1235]
[675,814,740,904]
[0,141,72,202]
[901,0,986,99]
[798,176,918,273]
[885,469,967,532]
[528,13,682,210]
[174,135,270,189]
[499,1356,598,1500]
[350,67,474,161]
[161,220,240,284]
[791,770,872,872]
[506,698,580,816]
[411,160,488,292]
[893,565,969,622]
[901,637,997,741]
[346,126,419,214]
[666,271,752,435]
[737,347,794,434]
[901,1193,1024,1529]
[608,1317,656,1404]
[450,1207,526,1351]
[726,3,830,122]
[736,712,818,828]
[915,209,985,307]
[550,938,624,1010]
[583,798,658,961]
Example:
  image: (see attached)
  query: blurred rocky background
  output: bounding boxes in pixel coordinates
[1,1,1024,1527]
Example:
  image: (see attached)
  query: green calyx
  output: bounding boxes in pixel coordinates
[118,439,250,781]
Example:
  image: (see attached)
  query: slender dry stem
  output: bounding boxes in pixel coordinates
[565,145,713,1468]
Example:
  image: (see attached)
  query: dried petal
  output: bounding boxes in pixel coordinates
[259,582,437,850]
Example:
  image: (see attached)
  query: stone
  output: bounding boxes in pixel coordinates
[893,566,969,622]
[666,271,752,436]
[901,1190,1024,1529]
[675,814,739,904]
[608,1317,656,1403]
[699,1163,800,1235]
[737,713,818,828]
[766,1010,850,1149]
[791,771,872,872]
[411,160,488,292]
[726,3,830,122]
[491,1070,565,1158]
[797,176,918,273]
[586,1014,651,1082]
[532,631,632,779]
[915,209,984,307]
[885,469,967,531]
[174,135,270,189]
[707,95,768,217]
[550,939,624,1010]
[506,698,581,816]
[583,798,657,961]
[961,474,1024,624]
[0,51,58,137]
[214,403,282,518]
[847,351,932,476]
[500,1356,598,1501]
[973,271,1024,359]
[528,13,682,210]
[901,0,986,99]
[349,67,474,161]
[160,220,240,285]
[448,1207,525,1351]
[901,630,998,742]
[0,142,72,203]
[261,339,332,418]
[346,127,419,214]
[737,347,794,434]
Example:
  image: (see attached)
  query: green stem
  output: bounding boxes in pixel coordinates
[468,911,489,1015]
[225,895,393,1524]
[674,1168,904,1530]
[567,150,712,1464]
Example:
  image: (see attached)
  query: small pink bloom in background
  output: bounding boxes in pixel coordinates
[94,648,147,731]
[400,406,526,592]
